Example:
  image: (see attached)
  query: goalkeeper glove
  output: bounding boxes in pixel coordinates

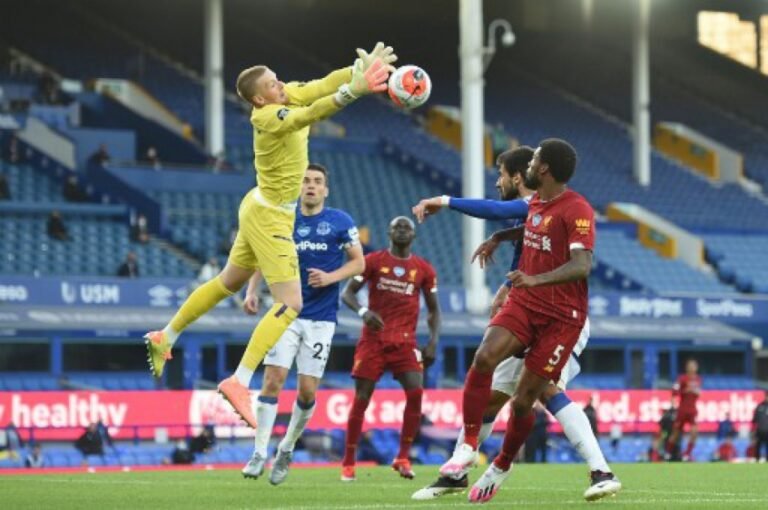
[356,41,398,73]
[334,58,388,106]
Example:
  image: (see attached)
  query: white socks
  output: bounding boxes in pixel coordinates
[162,325,180,348]
[555,402,610,473]
[253,396,278,457]
[235,365,255,387]
[453,420,496,454]
[278,400,316,453]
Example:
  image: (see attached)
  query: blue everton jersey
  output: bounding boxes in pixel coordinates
[294,207,359,322]
[504,195,532,287]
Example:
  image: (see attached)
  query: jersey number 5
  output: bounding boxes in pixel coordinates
[548,344,565,367]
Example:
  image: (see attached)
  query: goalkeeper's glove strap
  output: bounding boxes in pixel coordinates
[335,83,358,106]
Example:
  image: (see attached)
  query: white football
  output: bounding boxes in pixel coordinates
[387,65,432,109]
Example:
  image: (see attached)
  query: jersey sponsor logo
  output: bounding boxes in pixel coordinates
[575,218,591,234]
[532,214,542,227]
[296,240,329,251]
[523,230,550,252]
[393,266,406,277]
[347,227,360,244]
[276,108,290,120]
[377,277,416,296]
[297,225,311,237]
[317,221,331,236]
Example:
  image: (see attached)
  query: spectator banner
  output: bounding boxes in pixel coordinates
[0,390,763,440]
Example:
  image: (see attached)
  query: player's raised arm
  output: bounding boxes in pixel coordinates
[286,43,397,106]
[252,61,388,136]
[412,195,529,223]
[284,68,353,106]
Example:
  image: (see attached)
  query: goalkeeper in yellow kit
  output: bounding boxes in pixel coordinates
[144,44,397,428]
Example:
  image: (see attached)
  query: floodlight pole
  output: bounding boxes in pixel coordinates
[204,0,225,158]
[632,0,651,186]
[459,0,490,314]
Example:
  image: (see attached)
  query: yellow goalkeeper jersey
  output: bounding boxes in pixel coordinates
[249,67,352,206]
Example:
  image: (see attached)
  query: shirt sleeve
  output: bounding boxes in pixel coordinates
[354,253,376,283]
[284,68,352,106]
[250,95,341,135]
[337,212,360,249]
[563,198,596,252]
[421,260,438,295]
[448,197,529,221]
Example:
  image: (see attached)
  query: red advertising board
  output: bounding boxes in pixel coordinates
[0,390,762,440]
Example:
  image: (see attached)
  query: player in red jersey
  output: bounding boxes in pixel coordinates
[440,138,597,503]
[340,216,440,482]
[666,358,702,461]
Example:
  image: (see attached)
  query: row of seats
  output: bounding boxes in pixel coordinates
[0,154,197,278]
[596,231,731,294]
[704,235,768,294]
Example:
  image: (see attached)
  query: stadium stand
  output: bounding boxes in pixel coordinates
[505,31,768,189]
[595,230,731,294]
[704,234,768,293]
[0,145,196,278]
[0,1,213,162]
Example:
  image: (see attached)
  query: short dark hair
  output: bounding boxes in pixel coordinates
[538,138,577,183]
[236,65,267,104]
[497,146,534,176]
[306,163,329,184]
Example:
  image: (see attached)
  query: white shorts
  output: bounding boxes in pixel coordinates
[264,318,335,378]
[491,318,589,396]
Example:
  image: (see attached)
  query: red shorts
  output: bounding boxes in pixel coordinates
[490,298,583,382]
[351,340,423,381]
[675,409,698,428]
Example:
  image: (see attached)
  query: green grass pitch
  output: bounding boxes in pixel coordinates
[1,463,767,509]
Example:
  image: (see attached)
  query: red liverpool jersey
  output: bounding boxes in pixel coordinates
[356,250,437,345]
[674,374,702,412]
[511,189,595,325]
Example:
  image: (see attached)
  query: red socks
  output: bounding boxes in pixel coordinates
[494,412,535,471]
[684,440,696,457]
[342,397,370,467]
[462,368,493,449]
[398,387,423,459]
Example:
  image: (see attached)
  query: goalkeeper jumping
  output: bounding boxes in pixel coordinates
[144,44,397,428]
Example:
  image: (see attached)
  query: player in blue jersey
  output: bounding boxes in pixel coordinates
[410,146,620,501]
[241,163,365,485]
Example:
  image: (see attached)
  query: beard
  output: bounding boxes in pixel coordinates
[500,186,520,201]
[523,170,540,190]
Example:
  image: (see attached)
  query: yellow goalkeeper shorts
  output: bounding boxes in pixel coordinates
[228,187,299,284]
